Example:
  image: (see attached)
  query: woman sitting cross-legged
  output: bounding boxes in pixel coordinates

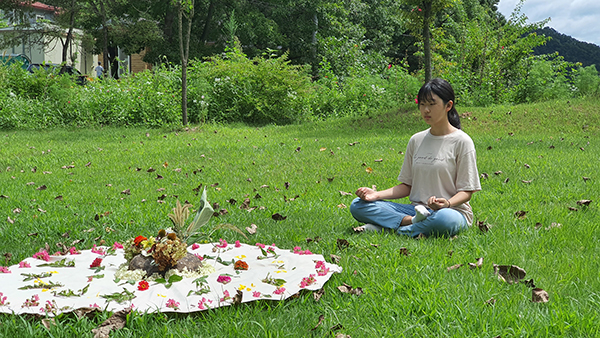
[350,78,481,238]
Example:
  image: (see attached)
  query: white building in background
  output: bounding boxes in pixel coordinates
[0,1,97,75]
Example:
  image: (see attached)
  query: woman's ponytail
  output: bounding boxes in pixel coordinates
[448,106,461,129]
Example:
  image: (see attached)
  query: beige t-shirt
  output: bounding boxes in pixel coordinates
[397,128,481,225]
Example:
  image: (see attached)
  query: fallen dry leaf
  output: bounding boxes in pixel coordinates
[337,239,350,250]
[583,176,591,181]
[312,314,325,330]
[494,171,503,175]
[36,185,47,191]
[320,147,327,151]
[477,221,491,232]
[337,283,363,296]
[494,264,526,284]
[271,213,287,221]
[313,288,325,302]
[545,222,562,230]
[531,288,549,303]
[306,236,321,243]
[399,247,410,256]
[85,162,91,167]
[485,298,496,306]
[339,191,353,196]
[365,167,373,173]
[577,199,592,206]
[240,198,251,210]
[521,180,533,184]
[245,223,257,235]
[330,254,341,263]
[523,278,536,288]
[41,318,56,329]
[121,189,131,195]
[503,177,510,183]
[374,158,383,162]
[7,216,14,224]
[468,257,484,269]
[337,203,347,209]
[480,173,489,179]
[514,210,527,220]
[91,309,130,338]
[568,207,578,211]
[447,264,463,272]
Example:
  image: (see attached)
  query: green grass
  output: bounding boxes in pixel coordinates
[1,98,599,337]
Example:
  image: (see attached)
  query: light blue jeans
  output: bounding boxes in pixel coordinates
[350,197,468,237]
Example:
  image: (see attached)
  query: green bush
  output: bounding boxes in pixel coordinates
[573,65,600,97]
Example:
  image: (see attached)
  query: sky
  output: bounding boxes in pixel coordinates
[497,0,600,47]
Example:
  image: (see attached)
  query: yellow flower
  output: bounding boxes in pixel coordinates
[42,289,49,292]
[275,270,287,274]
[157,294,166,298]
[238,284,246,291]
[236,255,247,259]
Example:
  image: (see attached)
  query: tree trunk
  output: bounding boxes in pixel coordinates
[423,0,432,83]
[62,0,76,64]
[178,0,194,126]
[200,0,214,43]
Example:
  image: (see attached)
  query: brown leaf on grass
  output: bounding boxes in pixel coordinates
[0,195,9,199]
[568,207,578,211]
[156,174,163,179]
[4,252,12,265]
[532,288,549,303]
[61,231,70,238]
[91,309,130,338]
[577,199,592,206]
[399,247,410,256]
[535,222,543,230]
[374,158,383,162]
[83,228,95,233]
[42,318,56,329]
[487,146,492,150]
[447,264,463,272]
[232,290,243,305]
[36,185,47,191]
[55,195,63,200]
[13,208,21,213]
[121,189,131,195]
[284,182,290,189]
[210,183,219,187]
[352,225,365,233]
[320,147,327,151]
[494,171,503,175]
[480,173,489,179]
[485,298,496,306]
[337,203,347,209]
[447,250,454,257]
[365,167,373,173]
[477,221,491,232]
[337,283,363,296]
[523,278,536,288]
[240,198,251,210]
[337,239,350,250]
[28,232,38,237]
[468,257,484,269]
[546,222,562,230]
[71,239,84,245]
[348,141,359,146]
[524,163,530,168]
[493,264,526,284]
[312,314,325,330]
[146,168,156,173]
[521,180,533,184]
[295,146,301,152]
[272,213,287,221]
[503,177,510,183]
[370,243,379,248]
[73,307,101,319]
[330,254,341,263]
[306,236,321,244]
[313,289,325,302]
[7,216,14,224]
[514,211,527,219]
[583,176,591,181]
[254,193,262,199]
[339,191,353,196]
[244,224,257,234]
[37,208,46,213]
[26,182,35,186]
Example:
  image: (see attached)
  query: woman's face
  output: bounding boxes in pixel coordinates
[419,93,452,127]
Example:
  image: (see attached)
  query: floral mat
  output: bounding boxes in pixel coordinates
[0,241,341,316]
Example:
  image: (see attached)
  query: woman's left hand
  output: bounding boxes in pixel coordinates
[427,196,449,210]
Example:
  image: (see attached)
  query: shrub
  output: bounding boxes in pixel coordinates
[573,65,600,97]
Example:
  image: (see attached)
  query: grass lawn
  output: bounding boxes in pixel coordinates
[1,98,599,337]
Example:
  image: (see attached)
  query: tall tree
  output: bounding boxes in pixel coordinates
[173,0,195,125]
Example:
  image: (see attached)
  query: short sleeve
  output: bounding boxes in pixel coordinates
[455,148,481,192]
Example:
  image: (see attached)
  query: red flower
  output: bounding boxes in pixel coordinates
[138,280,149,291]
[90,257,103,268]
[133,236,147,246]
[234,260,248,270]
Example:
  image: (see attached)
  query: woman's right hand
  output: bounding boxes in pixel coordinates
[355,187,379,202]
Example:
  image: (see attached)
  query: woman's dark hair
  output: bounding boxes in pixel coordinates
[417,78,461,129]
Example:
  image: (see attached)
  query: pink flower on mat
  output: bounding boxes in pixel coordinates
[54,251,61,256]
[299,274,316,288]
[18,261,31,268]
[252,291,261,298]
[273,287,286,295]
[89,303,100,308]
[91,244,105,255]
[256,242,266,249]
[112,242,123,250]
[0,292,8,305]
[69,247,81,255]
[235,240,241,248]
[165,299,180,310]
[220,290,231,302]
[217,275,231,284]
[198,297,212,310]
[216,239,228,248]
[0,266,11,273]
[32,249,50,262]
[194,253,204,261]
[315,261,330,276]
[191,243,200,250]
[90,257,103,268]
[293,246,312,255]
